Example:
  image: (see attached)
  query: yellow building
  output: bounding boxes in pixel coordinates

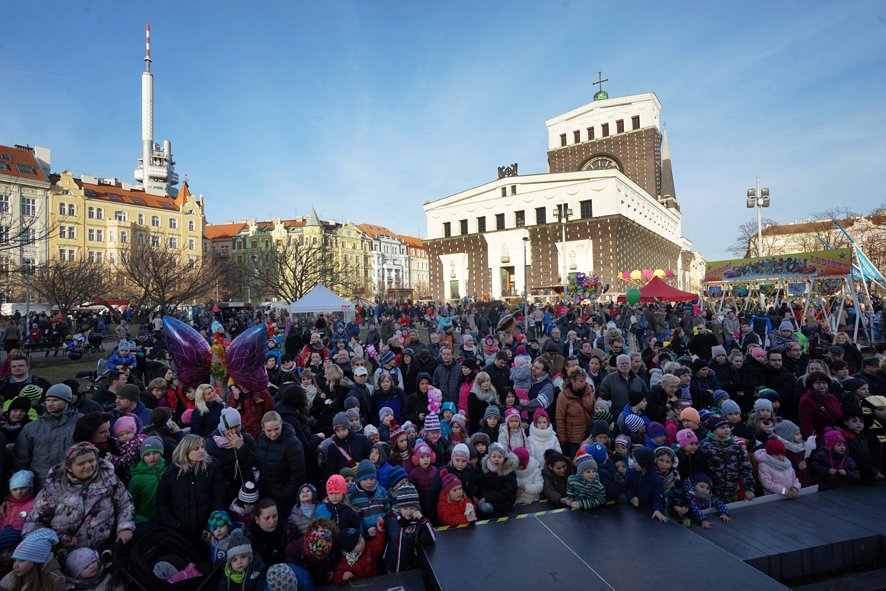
[49,171,205,266]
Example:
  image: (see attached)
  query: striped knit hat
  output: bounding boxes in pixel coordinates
[396,483,420,509]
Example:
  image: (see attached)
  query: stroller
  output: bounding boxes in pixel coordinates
[116,525,221,591]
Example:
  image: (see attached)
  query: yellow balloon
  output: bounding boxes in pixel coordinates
[629,270,642,280]
[654,269,665,278]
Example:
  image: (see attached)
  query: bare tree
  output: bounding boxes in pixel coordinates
[729,217,781,257]
[117,240,224,314]
[246,237,358,303]
[22,259,109,324]
[0,183,61,258]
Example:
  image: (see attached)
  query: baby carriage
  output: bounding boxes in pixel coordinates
[115,525,221,591]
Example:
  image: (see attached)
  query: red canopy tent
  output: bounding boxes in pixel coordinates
[618,276,698,303]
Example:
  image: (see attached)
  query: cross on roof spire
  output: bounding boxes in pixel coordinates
[593,71,608,93]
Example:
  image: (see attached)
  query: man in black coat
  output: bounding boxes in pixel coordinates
[482,352,512,396]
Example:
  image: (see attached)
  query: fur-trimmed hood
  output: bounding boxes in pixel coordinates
[483,451,519,477]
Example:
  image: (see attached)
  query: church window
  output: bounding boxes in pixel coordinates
[580,200,593,219]
[559,133,567,147]
[515,210,525,228]
[459,219,468,235]
[495,213,505,231]
[511,185,516,195]
[588,127,595,140]
[573,130,580,144]
[443,222,451,238]
[632,115,640,130]
[477,217,486,233]
[616,119,625,134]
[602,123,609,137]
[501,187,507,197]
[536,207,547,225]
[581,156,620,171]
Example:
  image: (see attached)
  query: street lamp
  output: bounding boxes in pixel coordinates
[553,203,573,298]
[523,236,529,335]
[746,177,771,257]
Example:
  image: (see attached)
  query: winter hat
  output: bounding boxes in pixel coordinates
[574,452,598,474]
[654,446,678,466]
[779,319,794,331]
[632,447,655,472]
[140,436,164,458]
[346,407,360,423]
[866,395,886,408]
[585,442,608,465]
[488,442,508,457]
[483,406,502,420]
[0,526,20,550]
[64,442,98,469]
[721,400,741,416]
[843,379,867,395]
[414,442,433,459]
[224,530,253,562]
[339,527,362,553]
[503,407,521,423]
[699,409,714,423]
[64,547,100,577]
[450,413,467,433]
[470,432,490,447]
[113,415,137,436]
[332,412,350,430]
[387,465,410,489]
[116,384,141,403]
[45,383,72,403]
[219,407,242,433]
[208,510,233,532]
[118,340,131,351]
[451,443,470,461]
[339,466,357,481]
[265,563,299,591]
[363,425,379,439]
[378,407,394,422]
[440,469,463,496]
[304,522,335,559]
[514,447,530,469]
[711,345,727,358]
[765,438,786,456]
[595,407,614,425]
[8,396,31,413]
[238,481,260,504]
[8,470,33,490]
[624,414,645,433]
[647,422,666,439]
[591,420,610,438]
[824,427,846,451]
[344,396,360,411]
[753,398,774,413]
[679,407,701,424]
[691,472,712,487]
[711,390,729,404]
[396,483,421,509]
[710,415,728,430]
[380,350,396,366]
[614,434,632,450]
[402,420,417,433]
[692,358,709,373]
[19,385,44,403]
[773,419,800,441]
[326,474,347,495]
[676,428,698,448]
[356,459,377,482]
[758,388,781,401]
[423,412,441,432]
[389,423,406,443]
[516,345,528,356]
[298,483,318,505]
[627,389,646,407]
[12,528,58,564]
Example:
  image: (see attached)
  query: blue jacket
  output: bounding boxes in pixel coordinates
[625,468,664,512]
[108,351,137,369]
[348,482,390,533]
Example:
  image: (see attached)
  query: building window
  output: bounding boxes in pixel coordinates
[88,229,95,241]
[68,249,75,261]
[560,133,567,147]
[515,210,525,228]
[151,234,160,247]
[459,219,468,235]
[443,222,451,238]
[495,213,505,230]
[95,252,103,263]
[500,187,507,197]
[16,165,36,175]
[188,220,195,232]
[511,185,517,195]
[588,127,595,140]
[189,238,195,251]
[68,204,75,216]
[25,229,36,244]
[88,251,95,263]
[0,226,9,244]
[169,237,178,249]
[109,230,115,243]
[58,203,66,215]
[536,207,546,225]
[477,217,486,233]
[601,123,609,137]
[138,214,144,225]
[616,119,625,134]
[109,252,115,264]
[88,207,95,219]
[21,198,36,217]
[169,218,178,229]
[59,249,66,261]
[115,210,127,222]
[120,231,128,243]
[96,208,103,220]
[0,196,7,213]
[573,130,580,144]
[151,216,160,227]
[632,115,640,130]
[59,226,67,239]
[580,200,593,219]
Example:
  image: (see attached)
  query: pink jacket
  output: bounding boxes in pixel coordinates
[753,449,801,496]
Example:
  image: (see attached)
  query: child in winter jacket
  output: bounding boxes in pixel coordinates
[0,529,65,591]
[513,447,543,504]
[626,447,667,522]
[0,396,31,445]
[315,475,362,534]
[448,413,467,445]
[436,469,477,526]
[698,417,756,503]
[370,443,394,491]
[772,420,811,487]
[425,444,476,524]
[473,443,519,518]
[510,357,532,402]
[685,473,731,529]
[0,470,34,531]
[208,510,244,566]
[542,450,575,508]
[809,428,862,490]
[841,405,884,482]
[388,425,413,467]
[586,442,626,504]
[348,460,390,535]
[653,446,680,494]
[477,406,502,442]
[566,452,606,510]
[287,484,320,538]
[332,525,386,584]
[498,407,528,453]
[408,443,438,511]
[527,409,562,466]
[439,402,456,439]
[111,416,143,483]
[107,341,137,371]
[754,438,801,498]
[382,484,435,573]
[63,546,117,590]
[421,413,451,468]
[217,530,265,591]
[127,436,166,524]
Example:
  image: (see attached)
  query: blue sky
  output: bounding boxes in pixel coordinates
[1,1,884,261]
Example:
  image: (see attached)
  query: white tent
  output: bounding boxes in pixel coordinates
[288,284,355,315]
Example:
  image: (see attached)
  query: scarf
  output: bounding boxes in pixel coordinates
[763,453,793,471]
[304,385,317,405]
[475,387,497,404]
[298,503,314,518]
[776,435,805,454]
[224,565,246,585]
[485,456,499,473]
[344,548,363,566]
[212,435,233,449]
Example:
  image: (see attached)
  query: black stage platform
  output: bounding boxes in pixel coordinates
[424,483,886,591]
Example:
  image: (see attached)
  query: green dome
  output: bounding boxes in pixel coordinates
[593,90,609,101]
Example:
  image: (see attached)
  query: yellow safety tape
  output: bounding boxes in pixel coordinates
[435,506,573,530]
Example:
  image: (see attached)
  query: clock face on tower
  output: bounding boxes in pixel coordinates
[582,156,620,171]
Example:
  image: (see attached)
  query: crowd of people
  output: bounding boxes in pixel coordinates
[0,298,882,590]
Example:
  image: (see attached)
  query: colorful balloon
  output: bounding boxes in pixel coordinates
[626,288,642,305]
[163,316,211,387]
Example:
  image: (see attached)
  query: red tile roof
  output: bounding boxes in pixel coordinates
[0,145,48,183]
[358,223,400,240]
[398,234,425,249]
[204,223,247,240]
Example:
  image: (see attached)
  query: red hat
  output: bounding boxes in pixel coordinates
[389,423,406,443]
[439,468,462,496]
[765,438,786,456]
[532,408,549,426]
[326,475,347,495]
[514,447,530,469]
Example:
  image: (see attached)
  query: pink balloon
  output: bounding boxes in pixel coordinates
[642,269,654,279]
[664,269,675,278]
[621,271,631,280]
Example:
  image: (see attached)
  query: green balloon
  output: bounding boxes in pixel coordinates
[626,288,641,305]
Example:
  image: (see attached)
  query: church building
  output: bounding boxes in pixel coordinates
[423,87,698,301]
